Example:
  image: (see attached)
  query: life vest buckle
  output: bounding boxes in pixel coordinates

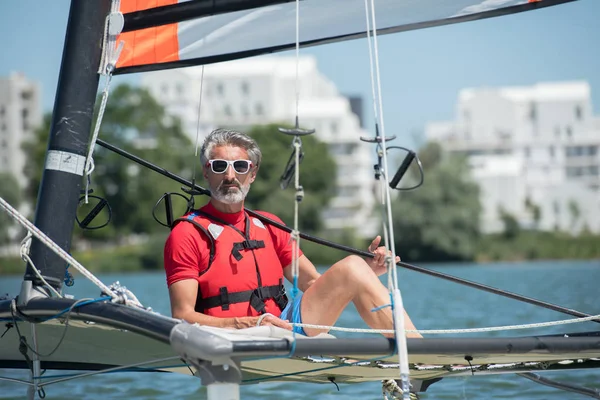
[249,289,267,314]
[231,240,266,261]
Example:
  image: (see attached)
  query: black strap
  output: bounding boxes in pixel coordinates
[231,239,265,261]
[196,279,288,314]
[172,217,215,275]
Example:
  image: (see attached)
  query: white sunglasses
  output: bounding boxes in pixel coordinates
[206,159,253,174]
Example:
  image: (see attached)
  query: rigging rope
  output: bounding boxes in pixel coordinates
[85,5,124,203]
[286,0,307,357]
[293,312,600,335]
[0,196,120,302]
[19,232,62,298]
[363,1,410,398]
[191,65,205,187]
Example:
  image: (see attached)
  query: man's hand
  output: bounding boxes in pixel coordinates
[235,314,293,330]
[366,235,400,276]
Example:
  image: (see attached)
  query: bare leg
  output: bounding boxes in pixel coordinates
[300,255,421,338]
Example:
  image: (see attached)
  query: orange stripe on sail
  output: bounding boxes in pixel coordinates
[116,0,180,68]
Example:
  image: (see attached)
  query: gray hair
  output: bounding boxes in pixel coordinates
[200,128,262,168]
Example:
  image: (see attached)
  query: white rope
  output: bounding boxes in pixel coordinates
[363,0,380,125]
[19,232,63,298]
[293,313,600,335]
[289,0,303,301]
[291,140,302,290]
[363,1,410,396]
[294,0,300,120]
[193,65,205,162]
[85,2,124,203]
[0,196,120,301]
[84,71,115,203]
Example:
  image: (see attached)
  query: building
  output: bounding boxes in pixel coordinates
[0,72,42,189]
[425,81,600,234]
[141,56,379,237]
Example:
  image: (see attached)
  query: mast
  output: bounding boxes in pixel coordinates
[21,0,111,299]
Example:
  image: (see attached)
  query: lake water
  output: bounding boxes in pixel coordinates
[1,260,599,399]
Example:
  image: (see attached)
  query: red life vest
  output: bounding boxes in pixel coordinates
[173,209,288,318]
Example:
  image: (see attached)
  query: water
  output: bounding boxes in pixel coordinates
[1,260,599,399]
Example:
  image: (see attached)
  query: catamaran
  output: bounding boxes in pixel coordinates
[1,0,599,399]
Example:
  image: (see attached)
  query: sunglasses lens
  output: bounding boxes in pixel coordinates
[233,160,250,174]
[212,160,228,173]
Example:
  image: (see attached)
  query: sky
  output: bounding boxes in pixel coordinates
[1,0,599,147]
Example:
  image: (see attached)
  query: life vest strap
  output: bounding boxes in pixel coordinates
[172,216,216,275]
[231,239,265,261]
[196,281,288,314]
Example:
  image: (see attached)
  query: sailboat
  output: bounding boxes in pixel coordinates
[2,0,600,399]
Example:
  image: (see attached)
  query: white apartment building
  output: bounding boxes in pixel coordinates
[425,81,600,234]
[141,56,378,237]
[0,72,42,189]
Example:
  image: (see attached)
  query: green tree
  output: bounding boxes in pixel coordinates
[524,197,542,230]
[390,142,481,262]
[0,173,21,245]
[568,199,580,233]
[245,124,337,234]
[498,206,520,239]
[22,84,192,242]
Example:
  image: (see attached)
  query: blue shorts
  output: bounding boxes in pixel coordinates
[280,293,306,335]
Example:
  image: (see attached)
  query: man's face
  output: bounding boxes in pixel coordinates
[203,145,257,205]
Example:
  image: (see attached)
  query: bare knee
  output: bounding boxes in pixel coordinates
[330,255,376,288]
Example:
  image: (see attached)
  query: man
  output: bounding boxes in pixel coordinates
[164,128,420,338]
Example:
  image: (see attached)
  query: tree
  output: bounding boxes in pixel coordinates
[22,84,192,242]
[0,173,21,245]
[568,199,580,233]
[524,196,542,229]
[390,142,482,262]
[245,124,337,234]
[498,206,520,239]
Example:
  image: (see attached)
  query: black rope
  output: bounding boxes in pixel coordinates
[464,355,475,376]
[1,322,13,338]
[328,376,340,391]
[10,299,88,358]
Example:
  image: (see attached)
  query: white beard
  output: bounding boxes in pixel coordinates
[210,180,251,204]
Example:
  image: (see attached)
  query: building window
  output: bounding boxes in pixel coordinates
[224,104,232,116]
[554,126,560,138]
[176,83,184,96]
[255,103,263,116]
[216,83,224,96]
[21,91,32,101]
[0,106,4,116]
[575,105,583,121]
[331,121,338,135]
[549,146,555,158]
[524,146,530,158]
[566,125,573,138]
[241,82,249,95]
[161,84,168,95]
[1,139,6,148]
